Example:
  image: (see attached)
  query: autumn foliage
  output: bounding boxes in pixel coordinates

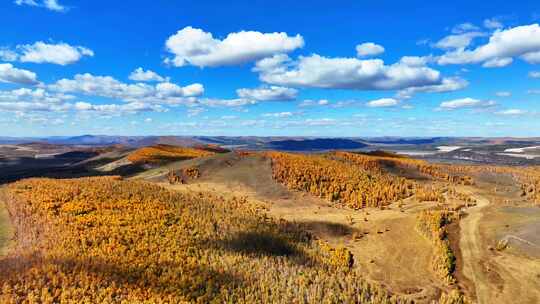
[0,177,409,303]
[416,210,457,284]
[267,151,415,209]
[127,144,215,164]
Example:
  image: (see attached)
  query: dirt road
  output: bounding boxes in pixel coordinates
[459,193,490,303]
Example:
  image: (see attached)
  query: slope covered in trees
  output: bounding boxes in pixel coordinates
[127,144,216,164]
[267,151,415,209]
[266,151,478,209]
[0,177,408,303]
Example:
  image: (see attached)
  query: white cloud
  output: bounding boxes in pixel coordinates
[0,101,68,112]
[0,88,72,112]
[236,86,297,101]
[398,55,433,66]
[15,0,67,12]
[522,51,540,63]
[0,87,165,115]
[356,42,385,57]
[0,63,39,85]
[187,107,206,117]
[129,67,165,82]
[437,24,540,67]
[452,23,480,34]
[199,98,256,107]
[495,91,511,97]
[4,42,93,65]
[434,32,485,49]
[262,111,294,118]
[0,88,73,104]
[496,109,527,116]
[220,115,237,120]
[396,77,468,99]
[484,18,503,29]
[0,49,18,61]
[366,98,399,107]
[527,89,540,94]
[299,99,329,107]
[304,118,337,126]
[156,82,204,98]
[255,54,442,91]
[529,71,540,78]
[482,57,513,68]
[439,97,496,110]
[49,73,203,104]
[164,26,304,67]
[74,101,165,114]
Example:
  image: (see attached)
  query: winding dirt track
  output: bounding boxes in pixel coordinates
[459,193,490,304]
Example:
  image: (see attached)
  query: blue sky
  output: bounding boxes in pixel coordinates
[1,0,540,137]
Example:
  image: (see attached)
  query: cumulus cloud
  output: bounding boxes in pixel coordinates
[396,77,468,99]
[14,0,67,12]
[164,27,304,67]
[482,57,513,68]
[236,86,297,101]
[129,67,165,82]
[484,18,503,29]
[49,73,203,104]
[255,54,442,91]
[0,87,165,115]
[74,101,165,114]
[262,111,294,118]
[366,98,399,107]
[434,32,485,49]
[2,41,93,65]
[0,101,68,112]
[199,98,256,107]
[356,42,385,57]
[299,99,329,107]
[529,71,540,78]
[437,24,540,67]
[452,23,480,34]
[156,82,204,98]
[438,97,496,110]
[495,91,511,97]
[0,63,39,85]
[496,109,527,116]
[0,49,18,61]
[0,88,73,104]
[304,118,337,126]
[521,51,540,63]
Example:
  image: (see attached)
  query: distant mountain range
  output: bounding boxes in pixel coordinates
[267,138,367,151]
[2,135,540,152]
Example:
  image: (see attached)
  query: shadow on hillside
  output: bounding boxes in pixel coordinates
[0,157,146,185]
[214,230,317,266]
[222,231,297,256]
[378,160,431,181]
[297,220,358,237]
